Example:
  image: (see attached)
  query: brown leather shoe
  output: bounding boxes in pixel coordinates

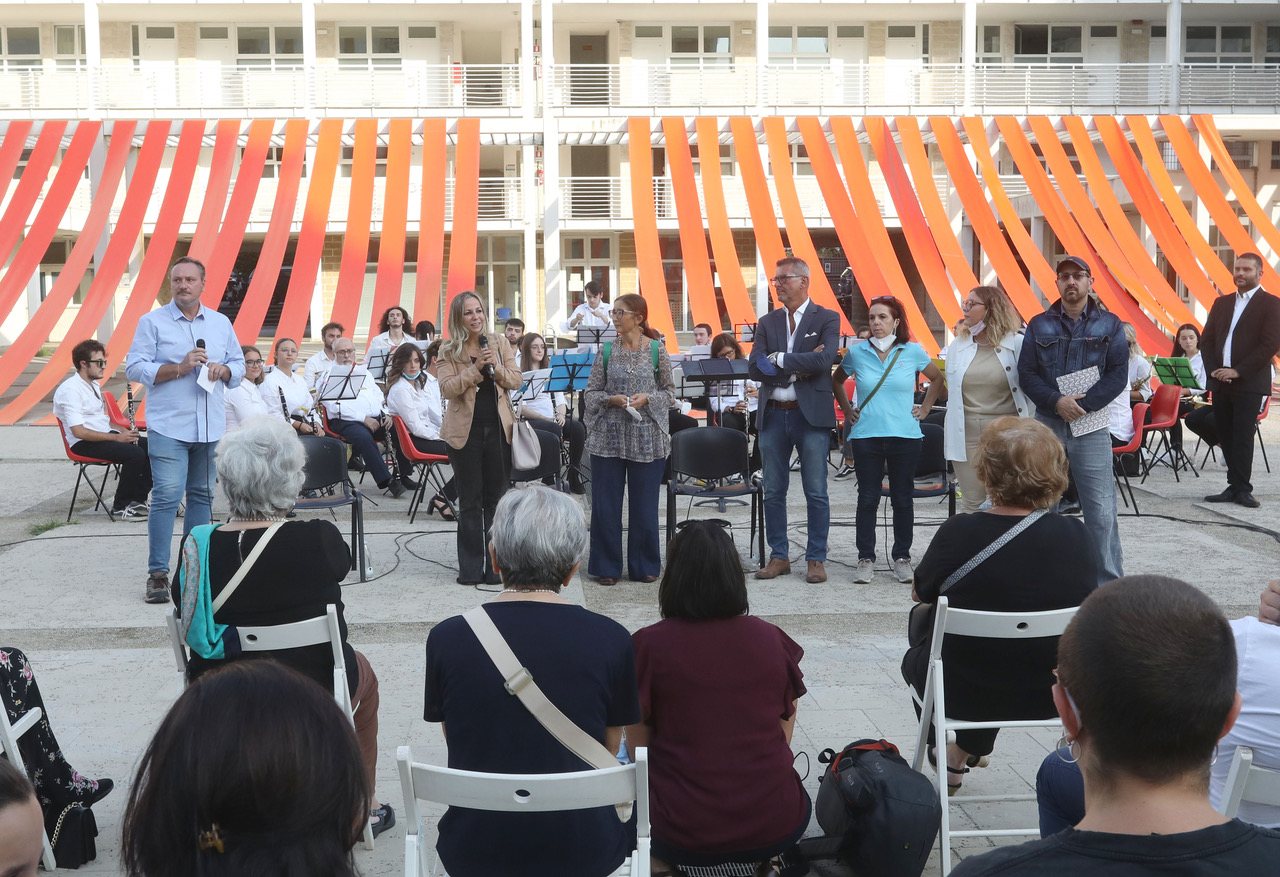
[806,561,827,583]
[755,558,792,579]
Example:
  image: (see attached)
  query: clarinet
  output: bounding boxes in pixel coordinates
[126,382,137,430]
[278,387,291,421]
[380,399,400,483]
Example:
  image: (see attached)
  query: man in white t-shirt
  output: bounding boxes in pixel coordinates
[53,339,152,519]
[304,321,344,390]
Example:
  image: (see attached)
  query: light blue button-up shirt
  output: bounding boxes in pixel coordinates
[125,301,245,443]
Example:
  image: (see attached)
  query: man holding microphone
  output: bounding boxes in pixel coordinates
[126,257,244,604]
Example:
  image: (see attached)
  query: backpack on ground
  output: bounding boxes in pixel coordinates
[797,738,940,877]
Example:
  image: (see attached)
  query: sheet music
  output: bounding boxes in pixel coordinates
[1056,366,1108,437]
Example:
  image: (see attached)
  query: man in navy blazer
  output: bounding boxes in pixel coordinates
[748,257,840,583]
[1200,250,1280,508]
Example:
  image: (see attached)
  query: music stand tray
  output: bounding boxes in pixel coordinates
[364,349,392,380]
[1151,357,1200,390]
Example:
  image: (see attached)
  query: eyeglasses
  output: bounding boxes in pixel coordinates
[960,299,985,311]
[610,309,635,318]
[1056,272,1089,282]
[87,359,108,367]
[244,359,264,366]
[770,274,803,285]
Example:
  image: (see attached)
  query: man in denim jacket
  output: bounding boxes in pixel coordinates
[1017,256,1128,584]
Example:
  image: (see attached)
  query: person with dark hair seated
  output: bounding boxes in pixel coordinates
[174,416,392,836]
[414,320,436,341]
[628,520,809,877]
[0,758,42,877]
[122,661,370,877]
[385,341,459,517]
[424,485,641,876]
[518,332,587,494]
[902,417,1096,795]
[952,575,1280,875]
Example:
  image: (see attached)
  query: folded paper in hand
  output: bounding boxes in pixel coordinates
[1057,366,1108,437]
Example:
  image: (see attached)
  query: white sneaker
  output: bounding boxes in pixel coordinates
[116,501,149,520]
[834,461,856,480]
[892,557,914,583]
[854,558,874,583]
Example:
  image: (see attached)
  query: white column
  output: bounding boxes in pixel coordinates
[302,0,317,112]
[962,0,977,113]
[83,0,100,114]
[754,246,768,314]
[521,0,535,117]
[755,0,768,111]
[1166,0,1181,110]
[522,143,538,328]
[541,0,563,327]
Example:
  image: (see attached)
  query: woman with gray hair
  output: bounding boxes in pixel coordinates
[173,415,394,838]
[423,485,642,876]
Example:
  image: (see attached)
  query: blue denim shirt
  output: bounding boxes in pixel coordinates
[1017,298,1128,419]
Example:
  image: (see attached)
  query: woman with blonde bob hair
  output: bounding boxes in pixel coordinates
[944,286,1030,513]
[902,417,1096,794]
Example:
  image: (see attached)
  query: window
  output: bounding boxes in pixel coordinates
[199,26,229,40]
[39,242,92,306]
[1151,25,1167,39]
[236,25,303,69]
[1271,141,1280,170]
[769,144,813,177]
[406,26,436,40]
[1267,26,1280,64]
[835,26,865,39]
[54,25,86,70]
[635,25,663,39]
[1210,141,1256,171]
[979,25,1002,64]
[339,145,389,178]
[0,26,41,70]
[690,144,733,176]
[1185,25,1253,65]
[339,25,401,70]
[1013,24,1083,64]
[768,25,829,57]
[1160,141,1180,171]
[1090,25,1118,39]
[261,146,306,179]
[1209,207,1251,268]
[670,25,731,67]
[922,23,931,63]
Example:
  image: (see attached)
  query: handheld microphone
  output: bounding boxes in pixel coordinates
[195,338,205,371]
[477,334,495,379]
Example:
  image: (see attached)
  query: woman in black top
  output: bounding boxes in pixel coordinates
[175,415,393,837]
[902,417,1096,793]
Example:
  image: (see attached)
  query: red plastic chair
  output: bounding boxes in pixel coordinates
[390,415,454,524]
[1113,402,1148,515]
[55,418,117,522]
[1142,383,1197,482]
[102,389,146,431]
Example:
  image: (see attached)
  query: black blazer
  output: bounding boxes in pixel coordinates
[1201,288,1280,396]
[748,300,840,429]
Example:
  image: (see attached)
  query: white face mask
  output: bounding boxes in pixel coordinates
[871,333,897,352]
[967,319,986,337]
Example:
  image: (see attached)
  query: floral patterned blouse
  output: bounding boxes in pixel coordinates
[584,340,674,463]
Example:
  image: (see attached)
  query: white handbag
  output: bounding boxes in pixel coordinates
[511,418,543,471]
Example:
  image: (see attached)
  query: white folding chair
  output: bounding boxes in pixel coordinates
[167,604,372,849]
[1219,746,1280,821]
[396,744,650,877]
[909,597,1079,875]
[0,702,58,870]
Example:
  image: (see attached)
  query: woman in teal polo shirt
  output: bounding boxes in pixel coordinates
[833,296,944,585]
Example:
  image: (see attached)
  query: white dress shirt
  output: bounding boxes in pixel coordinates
[304,349,337,390]
[260,366,315,423]
[1223,285,1258,369]
[224,381,272,432]
[53,374,113,445]
[561,301,613,335]
[771,297,811,403]
[386,373,444,441]
[319,365,386,422]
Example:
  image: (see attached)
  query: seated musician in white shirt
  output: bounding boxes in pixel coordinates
[53,339,152,519]
[318,338,406,497]
[260,338,320,436]
[385,341,458,517]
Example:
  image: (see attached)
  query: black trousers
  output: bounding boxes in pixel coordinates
[529,418,587,488]
[408,435,458,502]
[329,418,394,486]
[71,437,151,509]
[1214,387,1265,494]
[446,422,511,583]
[1185,404,1217,448]
[720,408,761,472]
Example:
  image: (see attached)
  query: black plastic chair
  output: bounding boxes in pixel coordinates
[295,435,366,582]
[666,427,764,562]
[510,428,563,486]
[879,422,956,511]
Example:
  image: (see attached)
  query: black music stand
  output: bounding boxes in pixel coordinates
[576,326,617,353]
[365,349,392,381]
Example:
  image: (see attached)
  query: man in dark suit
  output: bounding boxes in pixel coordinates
[1200,250,1280,508]
[748,257,840,583]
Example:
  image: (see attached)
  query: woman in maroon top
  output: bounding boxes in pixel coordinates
[628,521,810,876]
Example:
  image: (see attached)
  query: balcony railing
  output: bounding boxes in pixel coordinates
[1180,64,1280,108]
[973,63,1172,111]
[549,62,757,109]
[0,68,90,113]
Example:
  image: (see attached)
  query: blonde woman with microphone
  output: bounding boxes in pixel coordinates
[437,292,522,586]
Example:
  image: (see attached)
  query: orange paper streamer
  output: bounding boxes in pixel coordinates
[201,119,274,310]
[369,118,413,343]
[330,119,378,336]
[444,118,481,311]
[415,119,448,324]
[627,117,679,346]
[729,117,785,310]
[694,117,756,328]
[663,117,721,330]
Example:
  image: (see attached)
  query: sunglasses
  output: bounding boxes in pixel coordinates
[87,359,108,367]
[871,295,897,303]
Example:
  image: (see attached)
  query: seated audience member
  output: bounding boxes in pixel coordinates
[0,758,42,877]
[707,333,761,472]
[1036,579,1280,834]
[385,342,458,516]
[174,416,393,837]
[629,521,809,876]
[504,317,526,363]
[319,337,406,497]
[414,320,436,341]
[224,346,271,432]
[304,321,343,390]
[518,332,587,494]
[952,576,1280,875]
[53,339,151,519]
[122,661,369,877]
[902,417,1096,794]
[260,337,319,436]
[1,647,114,825]
[423,485,641,877]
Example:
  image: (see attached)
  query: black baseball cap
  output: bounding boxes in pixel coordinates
[1056,255,1091,275]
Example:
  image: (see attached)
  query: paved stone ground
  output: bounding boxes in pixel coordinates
[3,415,1279,876]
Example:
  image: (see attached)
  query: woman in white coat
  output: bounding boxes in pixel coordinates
[944,286,1030,512]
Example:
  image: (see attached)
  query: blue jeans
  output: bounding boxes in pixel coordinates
[1036,415,1123,585]
[147,431,215,574]
[851,436,922,561]
[758,407,829,562]
[588,455,665,579]
[1036,748,1084,837]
